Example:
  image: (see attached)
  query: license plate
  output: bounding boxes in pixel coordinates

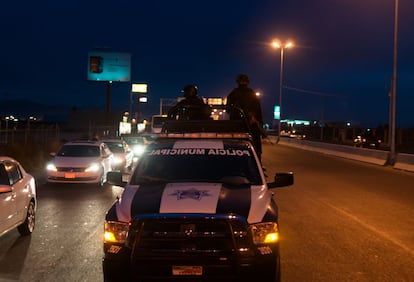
[172,266,202,276]
[64,172,76,179]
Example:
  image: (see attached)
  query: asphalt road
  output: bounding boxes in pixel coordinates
[262,142,414,282]
[0,143,414,281]
[0,179,124,282]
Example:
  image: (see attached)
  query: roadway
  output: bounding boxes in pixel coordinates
[0,143,413,281]
[262,142,414,281]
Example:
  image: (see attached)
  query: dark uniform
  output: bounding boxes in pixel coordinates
[168,85,211,120]
[227,74,265,162]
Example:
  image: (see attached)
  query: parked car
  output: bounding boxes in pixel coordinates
[0,156,37,237]
[46,140,113,186]
[102,139,134,172]
[353,135,382,148]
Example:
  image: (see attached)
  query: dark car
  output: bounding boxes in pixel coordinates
[353,135,382,148]
[102,115,294,282]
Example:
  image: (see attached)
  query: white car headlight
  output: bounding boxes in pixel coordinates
[46,163,57,172]
[133,145,145,156]
[113,156,123,164]
[85,163,100,172]
[250,222,279,244]
[104,221,130,243]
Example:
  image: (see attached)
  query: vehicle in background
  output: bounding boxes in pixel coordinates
[122,135,153,162]
[279,129,306,139]
[279,130,291,137]
[353,135,382,148]
[46,140,113,186]
[151,114,168,133]
[0,156,37,237]
[102,111,294,282]
[288,129,306,139]
[102,139,134,172]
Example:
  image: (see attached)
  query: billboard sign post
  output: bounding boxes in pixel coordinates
[87,50,131,125]
[87,51,131,82]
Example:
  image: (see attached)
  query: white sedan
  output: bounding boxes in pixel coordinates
[102,139,134,172]
[46,140,114,186]
[0,156,37,237]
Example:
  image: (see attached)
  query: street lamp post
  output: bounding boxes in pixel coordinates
[388,0,399,165]
[272,40,294,143]
[5,117,10,144]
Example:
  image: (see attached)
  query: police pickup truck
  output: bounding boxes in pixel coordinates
[103,106,294,281]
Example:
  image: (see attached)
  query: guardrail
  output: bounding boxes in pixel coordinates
[267,136,414,173]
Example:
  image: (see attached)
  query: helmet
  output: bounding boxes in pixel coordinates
[182,84,198,98]
[236,73,249,85]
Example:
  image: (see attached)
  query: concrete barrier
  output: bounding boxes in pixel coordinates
[267,136,414,173]
[394,153,414,172]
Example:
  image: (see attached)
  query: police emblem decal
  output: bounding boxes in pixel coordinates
[170,188,211,201]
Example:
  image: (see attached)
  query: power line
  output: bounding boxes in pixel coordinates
[283,86,346,98]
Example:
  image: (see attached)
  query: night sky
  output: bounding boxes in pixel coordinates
[1,0,414,127]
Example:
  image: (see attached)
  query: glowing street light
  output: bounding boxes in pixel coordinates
[271,39,294,143]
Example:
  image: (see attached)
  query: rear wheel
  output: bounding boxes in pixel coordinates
[17,201,36,236]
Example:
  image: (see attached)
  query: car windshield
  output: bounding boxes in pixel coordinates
[57,145,100,157]
[105,143,124,153]
[130,145,262,186]
[124,137,144,145]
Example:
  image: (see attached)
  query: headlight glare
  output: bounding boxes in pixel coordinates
[104,221,130,244]
[133,145,145,156]
[85,163,100,172]
[250,222,279,244]
[46,163,57,171]
[113,157,123,164]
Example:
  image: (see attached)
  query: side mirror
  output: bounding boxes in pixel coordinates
[267,172,294,188]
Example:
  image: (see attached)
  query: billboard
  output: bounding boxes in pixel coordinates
[87,51,131,82]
